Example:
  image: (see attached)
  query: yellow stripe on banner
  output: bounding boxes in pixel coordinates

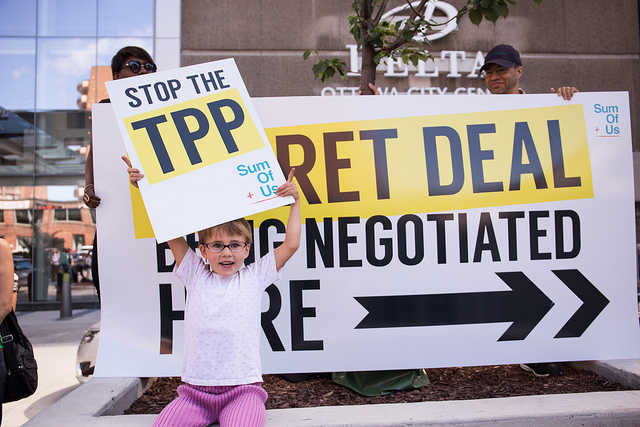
[130,183,155,239]
[124,88,264,185]
[251,104,593,224]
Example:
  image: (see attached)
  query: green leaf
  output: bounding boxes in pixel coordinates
[482,6,500,23]
[312,62,327,76]
[494,3,507,17]
[469,8,483,25]
[324,67,335,81]
[303,50,312,61]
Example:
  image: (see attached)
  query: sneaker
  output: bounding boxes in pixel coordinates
[520,363,562,377]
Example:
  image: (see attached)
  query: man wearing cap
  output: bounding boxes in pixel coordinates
[481,44,577,99]
[482,44,576,378]
[362,44,577,378]
[362,44,577,99]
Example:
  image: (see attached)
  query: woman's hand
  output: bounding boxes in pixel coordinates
[83,184,100,208]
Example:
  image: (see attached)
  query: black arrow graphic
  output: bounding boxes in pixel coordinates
[553,269,609,338]
[355,271,554,341]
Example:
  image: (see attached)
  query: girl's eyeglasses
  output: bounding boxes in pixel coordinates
[121,60,157,74]
[203,242,248,252]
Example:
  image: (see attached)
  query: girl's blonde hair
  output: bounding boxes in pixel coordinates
[197,218,252,245]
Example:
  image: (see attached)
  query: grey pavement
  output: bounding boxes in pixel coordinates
[3,308,101,426]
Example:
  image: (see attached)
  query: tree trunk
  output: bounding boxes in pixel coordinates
[359,0,377,95]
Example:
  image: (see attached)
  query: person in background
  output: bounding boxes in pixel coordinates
[83,46,157,299]
[362,43,578,101]
[480,43,578,377]
[0,238,17,423]
[481,44,577,100]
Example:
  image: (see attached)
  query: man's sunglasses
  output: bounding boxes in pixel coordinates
[121,60,157,74]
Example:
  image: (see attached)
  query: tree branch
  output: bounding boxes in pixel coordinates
[373,0,389,25]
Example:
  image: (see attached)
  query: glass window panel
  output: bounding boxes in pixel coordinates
[68,209,82,221]
[0,110,36,183]
[72,233,84,248]
[0,38,36,110]
[15,235,32,253]
[36,38,97,111]
[0,0,37,36]
[0,1,37,37]
[53,209,66,221]
[15,209,33,224]
[33,111,88,178]
[38,0,97,37]
[98,0,154,37]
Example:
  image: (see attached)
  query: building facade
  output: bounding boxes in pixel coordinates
[0,0,180,304]
[1,0,639,305]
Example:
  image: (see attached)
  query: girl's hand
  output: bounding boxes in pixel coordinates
[121,156,145,188]
[276,168,299,202]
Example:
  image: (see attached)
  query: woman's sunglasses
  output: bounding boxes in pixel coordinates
[121,60,157,74]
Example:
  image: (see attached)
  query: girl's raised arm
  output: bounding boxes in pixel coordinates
[274,168,301,270]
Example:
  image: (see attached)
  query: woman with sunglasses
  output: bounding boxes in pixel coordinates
[83,46,157,298]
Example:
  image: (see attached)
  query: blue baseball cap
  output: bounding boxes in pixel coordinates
[481,44,522,71]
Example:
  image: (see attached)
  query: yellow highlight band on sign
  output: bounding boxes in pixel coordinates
[254,104,593,224]
[130,184,154,239]
[124,89,264,185]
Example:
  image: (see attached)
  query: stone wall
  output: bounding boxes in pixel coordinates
[180,0,640,150]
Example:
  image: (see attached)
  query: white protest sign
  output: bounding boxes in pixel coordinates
[93,92,640,378]
[105,59,292,242]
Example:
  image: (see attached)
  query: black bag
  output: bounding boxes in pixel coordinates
[0,310,38,402]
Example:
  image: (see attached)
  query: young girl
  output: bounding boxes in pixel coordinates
[124,158,300,426]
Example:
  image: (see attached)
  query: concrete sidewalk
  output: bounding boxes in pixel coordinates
[6,307,640,426]
[21,373,640,426]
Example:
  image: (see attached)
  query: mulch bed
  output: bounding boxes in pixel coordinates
[125,364,632,415]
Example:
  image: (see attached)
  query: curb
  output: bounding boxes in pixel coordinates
[23,361,640,426]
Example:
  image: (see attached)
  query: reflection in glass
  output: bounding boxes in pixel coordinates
[1,0,157,304]
[33,111,90,180]
[0,38,36,110]
[15,209,33,225]
[38,0,97,37]
[98,0,154,37]
[37,38,97,111]
[0,0,37,37]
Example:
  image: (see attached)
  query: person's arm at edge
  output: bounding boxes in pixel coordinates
[273,168,301,271]
[550,86,579,101]
[83,141,101,208]
[0,239,15,322]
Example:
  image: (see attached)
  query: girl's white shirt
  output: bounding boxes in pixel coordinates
[175,249,280,386]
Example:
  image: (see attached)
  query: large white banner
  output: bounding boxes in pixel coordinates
[94,92,640,378]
